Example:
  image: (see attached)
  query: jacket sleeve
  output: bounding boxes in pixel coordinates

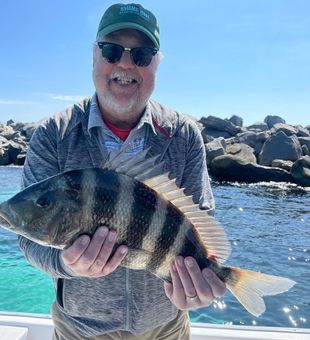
[181,119,215,214]
[18,119,76,279]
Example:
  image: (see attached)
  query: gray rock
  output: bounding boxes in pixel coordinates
[237,131,269,145]
[228,115,243,127]
[291,156,310,187]
[201,128,232,140]
[0,146,11,165]
[0,135,8,146]
[8,121,26,131]
[226,143,257,163]
[205,138,226,166]
[7,141,26,164]
[200,129,214,143]
[23,124,37,140]
[1,125,15,140]
[271,123,297,136]
[235,131,269,156]
[199,116,240,136]
[6,119,16,126]
[259,131,302,166]
[298,137,310,151]
[302,144,309,156]
[4,120,37,141]
[264,115,286,129]
[210,154,292,183]
[295,125,310,137]
[11,132,28,147]
[247,122,268,132]
[0,118,36,164]
[271,159,294,172]
[16,153,26,166]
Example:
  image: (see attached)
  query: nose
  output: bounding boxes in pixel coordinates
[118,50,135,69]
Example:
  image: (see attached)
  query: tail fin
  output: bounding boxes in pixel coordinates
[225,267,296,317]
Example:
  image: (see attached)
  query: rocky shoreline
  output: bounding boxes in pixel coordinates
[1,115,310,186]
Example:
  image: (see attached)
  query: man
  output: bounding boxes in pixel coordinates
[19,3,226,339]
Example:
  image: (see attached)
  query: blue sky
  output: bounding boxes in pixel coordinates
[0,0,309,126]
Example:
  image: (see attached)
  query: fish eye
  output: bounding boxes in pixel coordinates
[36,194,52,209]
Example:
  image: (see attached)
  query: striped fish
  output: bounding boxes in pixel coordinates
[0,149,296,316]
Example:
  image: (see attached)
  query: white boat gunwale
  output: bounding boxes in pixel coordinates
[0,312,310,340]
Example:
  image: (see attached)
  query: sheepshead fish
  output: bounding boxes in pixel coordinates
[0,149,295,317]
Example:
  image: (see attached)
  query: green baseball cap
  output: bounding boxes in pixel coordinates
[96,3,160,49]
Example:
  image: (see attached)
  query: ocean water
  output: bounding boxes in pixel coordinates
[0,166,309,328]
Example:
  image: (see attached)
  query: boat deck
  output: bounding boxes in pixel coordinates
[0,312,310,340]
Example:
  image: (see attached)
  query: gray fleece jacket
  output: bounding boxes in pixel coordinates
[18,97,214,337]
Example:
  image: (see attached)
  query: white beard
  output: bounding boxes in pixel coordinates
[101,91,141,115]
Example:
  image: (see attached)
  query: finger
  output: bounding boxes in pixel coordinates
[100,245,128,276]
[170,260,187,308]
[202,268,226,297]
[175,256,197,299]
[185,257,213,299]
[89,229,117,271]
[62,235,90,265]
[163,281,173,300]
[170,260,184,293]
[78,227,109,268]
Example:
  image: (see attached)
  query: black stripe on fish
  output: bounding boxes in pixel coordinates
[76,169,120,227]
[177,228,209,270]
[147,202,183,272]
[125,182,158,249]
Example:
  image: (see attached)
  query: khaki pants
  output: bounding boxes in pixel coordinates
[52,303,191,340]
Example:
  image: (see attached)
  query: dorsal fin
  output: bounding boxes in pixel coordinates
[103,147,151,171]
[103,147,231,263]
[144,173,231,263]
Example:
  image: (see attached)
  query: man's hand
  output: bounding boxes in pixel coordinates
[61,226,128,277]
[163,256,226,310]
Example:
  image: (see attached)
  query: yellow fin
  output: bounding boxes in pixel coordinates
[226,267,296,317]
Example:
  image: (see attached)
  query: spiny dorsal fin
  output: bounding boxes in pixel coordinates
[103,148,231,263]
[103,146,165,181]
[126,155,161,178]
[142,173,231,263]
[114,148,151,173]
[103,147,151,171]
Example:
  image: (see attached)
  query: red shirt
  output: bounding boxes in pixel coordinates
[102,116,131,141]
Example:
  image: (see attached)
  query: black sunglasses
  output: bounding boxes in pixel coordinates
[97,42,158,67]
